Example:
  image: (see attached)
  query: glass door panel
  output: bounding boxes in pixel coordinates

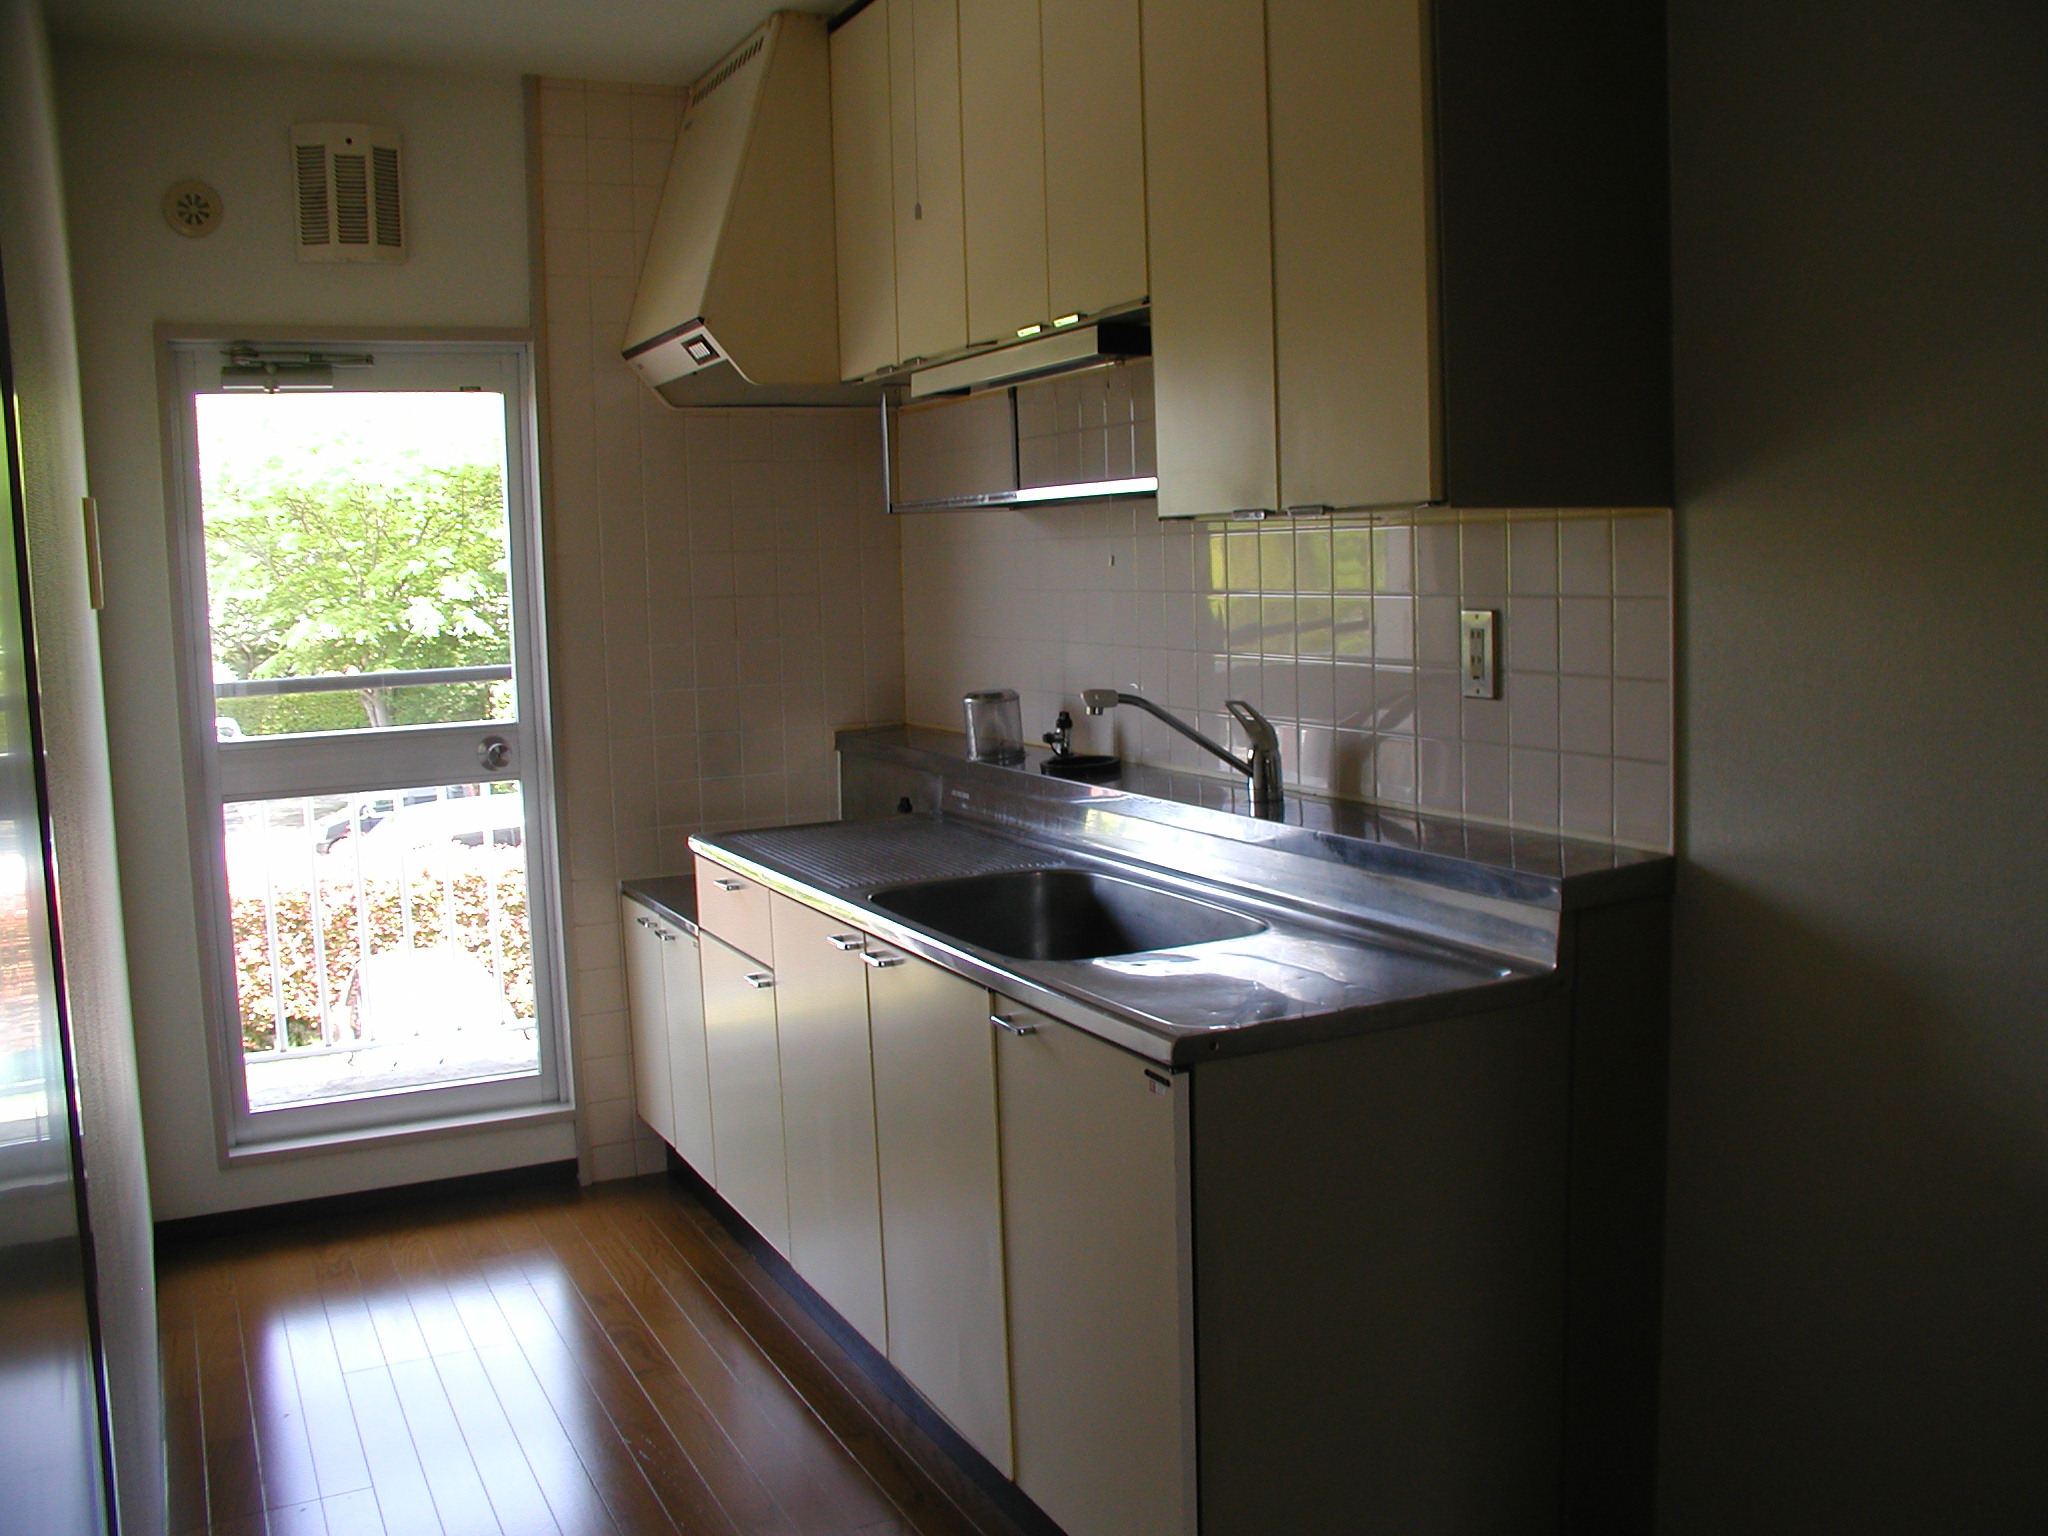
[172,340,561,1144]
[225,783,536,1112]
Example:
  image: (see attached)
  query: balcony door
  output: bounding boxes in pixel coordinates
[167,338,565,1148]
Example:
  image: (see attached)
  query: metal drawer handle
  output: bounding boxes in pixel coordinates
[827,933,865,951]
[713,877,746,892]
[658,930,677,943]
[990,1013,1038,1036]
[861,952,906,969]
[744,972,774,989]
[634,915,651,928]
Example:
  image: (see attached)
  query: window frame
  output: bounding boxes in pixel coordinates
[159,329,572,1158]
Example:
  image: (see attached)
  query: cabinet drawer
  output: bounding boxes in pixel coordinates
[695,853,774,963]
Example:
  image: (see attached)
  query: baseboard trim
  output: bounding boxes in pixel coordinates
[663,1149,1066,1536]
[153,1159,580,1247]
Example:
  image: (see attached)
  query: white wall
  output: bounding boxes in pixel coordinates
[55,43,574,1219]
[1,6,161,1528]
[1662,1,2048,1527]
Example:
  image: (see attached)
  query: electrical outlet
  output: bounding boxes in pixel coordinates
[1460,609,1499,699]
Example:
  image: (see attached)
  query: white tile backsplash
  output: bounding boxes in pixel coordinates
[901,505,1672,847]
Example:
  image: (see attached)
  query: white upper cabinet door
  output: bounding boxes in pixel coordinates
[868,950,1012,1475]
[958,0,1049,345]
[831,0,900,379]
[1041,0,1148,321]
[1140,0,1278,518]
[997,1001,1188,1536]
[890,0,969,362]
[769,893,889,1352]
[662,928,714,1179]
[622,896,676,1147]
[1269,0,1439,511]
[700,932,790,1255]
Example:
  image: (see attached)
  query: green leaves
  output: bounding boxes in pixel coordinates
[205,453,513,689]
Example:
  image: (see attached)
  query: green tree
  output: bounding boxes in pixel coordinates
[206,458,511,728]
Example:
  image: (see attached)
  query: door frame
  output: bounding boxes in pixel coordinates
[157,324,572,1159]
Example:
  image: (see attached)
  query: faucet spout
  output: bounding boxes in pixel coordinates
[1083,690,1285,817]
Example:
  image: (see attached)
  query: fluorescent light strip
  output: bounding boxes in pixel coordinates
[1009,476,1157,502]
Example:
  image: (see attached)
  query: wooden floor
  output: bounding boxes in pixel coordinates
[158,1174,1023,1536]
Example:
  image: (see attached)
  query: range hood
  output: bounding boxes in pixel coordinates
[622,12,840,400]
[906,320,1149,399]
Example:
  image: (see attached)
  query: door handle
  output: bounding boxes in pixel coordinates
[658,930,677,943]
[634,915,651,928]
[990,1012,1039,1035]
[861,952,905,969]
[713,877,746,892]
[827,933,865,951]
[478,734,511,771]
[743,972,774,989]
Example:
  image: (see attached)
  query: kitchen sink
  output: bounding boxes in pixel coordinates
[868,867,1266,962]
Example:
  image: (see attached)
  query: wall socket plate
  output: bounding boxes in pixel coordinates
[1460,609,1500,699]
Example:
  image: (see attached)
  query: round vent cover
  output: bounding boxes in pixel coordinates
[162,179,222,238]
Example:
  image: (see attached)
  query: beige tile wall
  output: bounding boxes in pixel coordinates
[901,506,1673,848]
[534,79,901,1181]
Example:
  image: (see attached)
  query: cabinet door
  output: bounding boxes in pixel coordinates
[831,0,899,379]
[1140,0,1278,519]
[769,893,888,1351]
[700,933,790,1254]
[663,930,714,1179]
[868,951,1011,1473]
[1041,0,1147,321]
[958,0,1047,345]
[890,0,968,361]
[997,1002,1188,1536]
[622,896,676,1147]
[1270,0,1438,510]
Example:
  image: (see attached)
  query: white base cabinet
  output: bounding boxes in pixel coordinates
[699,931,790,1255]
[769,891,889,1352]
[866,944,1013,1476]
[996,999,1190,1536]
[622,894,711,1175]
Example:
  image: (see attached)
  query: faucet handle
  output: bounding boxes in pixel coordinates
[1225,699,1282,750]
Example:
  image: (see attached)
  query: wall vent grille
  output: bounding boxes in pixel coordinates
[290,123,406,264]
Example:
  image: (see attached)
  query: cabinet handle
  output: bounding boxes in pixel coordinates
[827,933,865,951]
[658,930,677,943]
[743,972,774,989]
[861,952,905,969]
[713,877,746,892]
[990,1012,1038,1036]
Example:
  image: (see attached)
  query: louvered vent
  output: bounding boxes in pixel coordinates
[290,123,406,264]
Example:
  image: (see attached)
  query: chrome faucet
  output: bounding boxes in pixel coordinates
[1082,689,1285,817]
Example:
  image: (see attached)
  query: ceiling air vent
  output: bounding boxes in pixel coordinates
[291,123,405,264]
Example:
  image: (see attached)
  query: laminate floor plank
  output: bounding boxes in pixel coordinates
[157,1174,1020,1536]
[528,1202,809,1536]
[450,1220,686,1536]
[579,1194,915,1536]
[610,1183,1013,1536]
[234,1250,327,1514]
[430,1346,573,1536]
[342,1360,448,1536]
[492,1207,743,1536]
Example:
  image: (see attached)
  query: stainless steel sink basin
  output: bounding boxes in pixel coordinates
[868,868,1266,962]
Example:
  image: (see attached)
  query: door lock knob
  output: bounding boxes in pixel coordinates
[478,735,512,771]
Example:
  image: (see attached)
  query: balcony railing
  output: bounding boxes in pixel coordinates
[214,663,512,699]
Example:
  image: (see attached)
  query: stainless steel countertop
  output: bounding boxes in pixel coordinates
[620,875,697,935]
[693,817,1563,1067]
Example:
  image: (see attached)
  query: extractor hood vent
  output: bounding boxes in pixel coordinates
[907,321,1150,399]
[621,12,839,397]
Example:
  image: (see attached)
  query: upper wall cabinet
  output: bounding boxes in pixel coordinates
[1143,0,1672,517]
[831,0,1149,380]
[831,0,899,379]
